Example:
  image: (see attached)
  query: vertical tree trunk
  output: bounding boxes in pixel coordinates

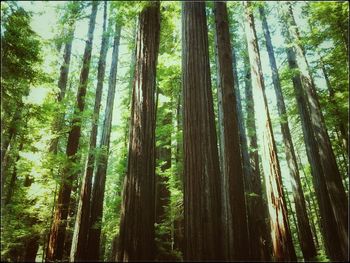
[231,41,251,200]
[86,23,121,261]
[259,6,317,261]
[23,235,40,262]
[243,2,296,261]
[243,31,272,263]
[45,2,98,261]
[283,25,344,261]
[285,4,348,259]
[70,2,110,261]
[117,3,160,261]
[213,2,249,260]
[182,2,223,260]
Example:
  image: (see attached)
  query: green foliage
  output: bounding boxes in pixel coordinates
[1,2,44,137]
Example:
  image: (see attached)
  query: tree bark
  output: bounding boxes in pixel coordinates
[285,4,348,259]
[23,235,40,262]
[86,23,121,262]
[214,2,249,260]
[117,3,160,261]
[182,2,223,260]
[70,2,110,261]
[243,2,296,261]
[283,24,345,261]
[45,2,98,261]
[243,25,271,263]
[259,6,317,261]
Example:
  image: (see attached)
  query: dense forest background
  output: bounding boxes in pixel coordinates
[1,1,349,262]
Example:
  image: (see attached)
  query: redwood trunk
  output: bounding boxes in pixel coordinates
[243,43,271,262]
[283,25,346,261]
[244,2,296,261]
[23,235,40,262]
[86,23,121,261]
[45,2,98,261]
[70,2,110,261]
[117,3,160,261]
[182,2,223,260]
[285,5,348,259]
[259,6,316,261]
[214,2,249,260]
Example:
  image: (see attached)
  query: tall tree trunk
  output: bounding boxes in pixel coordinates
[283,25,344,261]
[70,2,110,261]
[117,3,160,261]
[231,41,251,202]
[243,55,271,262]
[182,2,223,260]
[213,2,249,260]
[86,23,121,262]
[259,6,317,261]
[243,2,296,261]
[45,19,76,258]
[285,4,348,259]
[45,2,98,261]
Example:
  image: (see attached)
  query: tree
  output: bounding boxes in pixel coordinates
[70,1,111,261]
[49,1,82,154]
[242,43,271,262]
[86,22,121,262]
[243,2,296,261]
[117,2,160,261]
[284,4,348,259]
[259,5,316,261]
[1,4,42,197]
[46,2,98,261]
[213,2,249,260]
[182,1,223,260]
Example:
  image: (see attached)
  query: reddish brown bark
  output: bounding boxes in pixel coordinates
[117,3,160,261]
[259,5,316,261]
[244,2,296,261]
[243,55,271,262]
[214,2,249,260]
[182,2,223,260]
